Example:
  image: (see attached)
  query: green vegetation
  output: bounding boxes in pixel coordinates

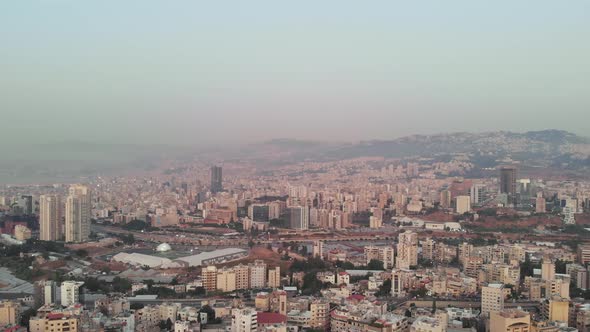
[290,257,328,272]
[301,272,329,295]
[367,259,385,270]
[82,276,132,293]
[375,279,391,297]
[122,219,154,231]
[269,218,289,228]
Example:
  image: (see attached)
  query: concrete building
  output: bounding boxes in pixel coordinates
[310,299,330,331]
[249,260,267,289]
[490,309,530,332]
[234,264,250,290]
[231,308,257,332]
[60,281,84,307]
[289,206,309,230]
[40,194,63,241]
[268,266,281,288]
[542,261,556,281]
[369,216,383,229]
[65,184,91,243]
[396,231,418,269]
[410,316,445,332]
[29,314,78,332]
[536,196,547,213]
[0,301,20,326]
[541,297,569,323]
[202,265,217,292]
[216,267,237,292]
[500,166,518,205]
[481,283,504,317]
[43,281,57,305]
[210,166,223,193]
[578,245,590,266]
[14,225,32,241]
[422,238,436,261]
[365,246,395,269]
[455,195,471,214]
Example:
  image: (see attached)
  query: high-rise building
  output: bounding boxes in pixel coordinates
[542,261,556,281]
[268,266,281,288]
[234,264,250,291]
[396,231,418,269]
[422,238,436,261]
[541,297,569,323]
[202,266,218,292]
[578,245,590,266]
[536,196,547,213]
[65,185,91,243]
[19,195,33,215]
[289,206,309,230]
[490,309,530,332]
[440,190,452,209]
[210,166,223,193]
[216,267,237,292]
[248,204,269,222]
[455,195,471,214]
[364,246,395,269]
[60,281,84,307]
[249,260,267,289]
[43,281,57,305]
[231,308,257,332]
[470,184,486,205]
[500,166,517,205]
[0,301,20,326]
[481,284,504,317]
[310,299,330,330]
[40,194,62,241]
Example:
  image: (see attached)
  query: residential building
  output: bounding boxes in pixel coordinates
[40,194,62,241]
[481,283,504,317]
[65,184,91,243]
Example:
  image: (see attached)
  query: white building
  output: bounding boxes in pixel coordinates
[231,308,257,332]
[60,281,84,307]
[249,260,267,289]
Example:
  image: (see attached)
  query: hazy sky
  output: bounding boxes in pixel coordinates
[1,1,589,146]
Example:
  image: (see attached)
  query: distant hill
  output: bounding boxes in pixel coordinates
[241,130,590,170]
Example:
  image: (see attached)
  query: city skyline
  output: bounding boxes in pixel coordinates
[2,2,590,331]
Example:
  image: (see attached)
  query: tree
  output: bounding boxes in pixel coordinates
[19,308,37,328]
[130,303,144,310]
[165,318,173,331]
[375,279,392,297]
[367,259,384,270]
[301,272,324,295]
[199,305,216,322]
[75,249,88,258]
[405,309,412,317]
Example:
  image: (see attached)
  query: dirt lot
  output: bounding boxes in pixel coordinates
[217,246,291,271]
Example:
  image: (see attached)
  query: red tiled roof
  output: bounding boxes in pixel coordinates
[46,313,65,320]
[346,294,365,301]
[257,312,287,325]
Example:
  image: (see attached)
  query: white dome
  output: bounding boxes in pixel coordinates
[156,243,172,252]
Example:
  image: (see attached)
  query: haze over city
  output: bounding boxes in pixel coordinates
[2,2,590,332]
[1,1,589,147]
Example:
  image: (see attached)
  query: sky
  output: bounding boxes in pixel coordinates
[1,1,589,146]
